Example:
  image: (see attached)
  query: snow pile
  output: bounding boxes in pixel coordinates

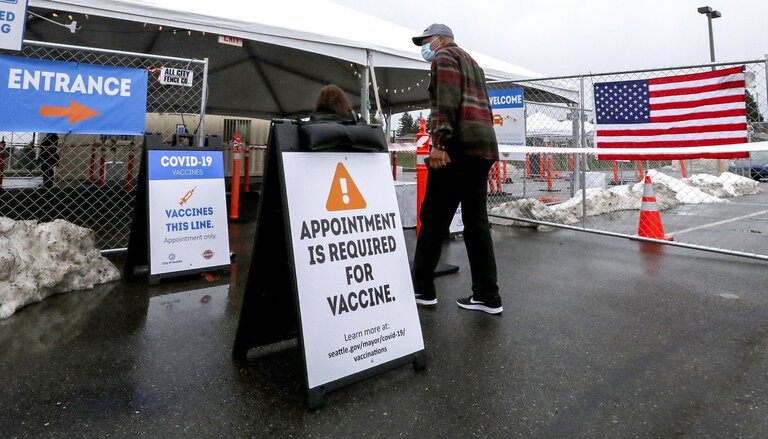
[685,172,761,198]
[644,170,724,204]
[0,218,120,319]
[490,198,580,227]
[491,171,762,228]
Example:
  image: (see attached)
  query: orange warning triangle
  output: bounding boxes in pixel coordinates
[326,162,367,211]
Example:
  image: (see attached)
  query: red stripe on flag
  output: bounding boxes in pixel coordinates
[649,80,746,98]
[650,94,745,110]
[650,109,746,123]
[596,123,747,137]
[597,152,749,161]
[648,66,744,85]
[596,137,747,149]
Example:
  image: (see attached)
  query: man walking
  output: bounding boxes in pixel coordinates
[411,24,502,315]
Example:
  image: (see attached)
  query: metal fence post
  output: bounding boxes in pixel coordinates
[570,104,579,199]
[579,75,587,229]
[198,57,209,147]
[764,53,768,120]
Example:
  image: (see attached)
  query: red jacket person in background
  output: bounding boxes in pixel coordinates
[410,23,502,315]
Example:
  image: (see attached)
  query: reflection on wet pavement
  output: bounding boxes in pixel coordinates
[0,283,115,358]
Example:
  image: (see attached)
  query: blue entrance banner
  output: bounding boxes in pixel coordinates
[0,55,148,134]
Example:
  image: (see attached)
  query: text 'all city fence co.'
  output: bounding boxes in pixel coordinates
[281,153,424,389]
[147,149,230,276]
[158,67,194,87]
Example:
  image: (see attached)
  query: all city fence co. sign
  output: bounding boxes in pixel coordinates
[282,152,425,389]
[0,55,147,134]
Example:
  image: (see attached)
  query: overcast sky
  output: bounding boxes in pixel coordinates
[332,0,768,77]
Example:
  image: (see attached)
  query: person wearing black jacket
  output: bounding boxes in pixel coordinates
[39,133,60,189]
[309,85,358,124]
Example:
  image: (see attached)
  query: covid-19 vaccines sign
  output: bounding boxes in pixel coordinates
[281,152,424,389]
[147,149,230,276]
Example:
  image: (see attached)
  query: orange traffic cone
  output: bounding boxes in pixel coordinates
[638,174,673,241]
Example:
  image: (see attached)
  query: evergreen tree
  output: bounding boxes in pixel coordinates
[746,90,764,123]
[396,112,415,136]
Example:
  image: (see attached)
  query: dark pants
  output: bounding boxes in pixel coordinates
[42,164,55,188]
[412,155,499,301]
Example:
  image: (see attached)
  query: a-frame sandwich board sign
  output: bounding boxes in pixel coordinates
[125,133,231,285]
[233,119,426,409]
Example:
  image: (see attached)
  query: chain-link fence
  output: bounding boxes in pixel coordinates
[0,41,207,250]
[485,58,768,260]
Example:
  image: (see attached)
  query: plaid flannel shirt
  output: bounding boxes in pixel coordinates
[429,43,499,161]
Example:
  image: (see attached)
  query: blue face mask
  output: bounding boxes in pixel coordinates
[421,43,435,62]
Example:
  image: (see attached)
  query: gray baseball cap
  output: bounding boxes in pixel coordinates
[412,23,454,46]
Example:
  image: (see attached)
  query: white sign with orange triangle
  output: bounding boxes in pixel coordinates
[325,162,367,211]
[281,152,424,389]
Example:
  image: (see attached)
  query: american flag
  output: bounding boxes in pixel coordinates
[594,66,748,160]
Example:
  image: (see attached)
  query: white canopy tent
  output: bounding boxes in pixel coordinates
[26,0,546,119]
[526,112,594,138]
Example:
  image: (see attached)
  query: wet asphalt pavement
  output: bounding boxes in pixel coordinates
[3,202,768,438]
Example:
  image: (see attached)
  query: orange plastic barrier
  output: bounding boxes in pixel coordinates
[229,133,242,220]
[391,152,398,181]
[525,153,531,179]
[243,144,250,193]
[488,161,502,194]
[546,154,554,191]
[415,118,429,235]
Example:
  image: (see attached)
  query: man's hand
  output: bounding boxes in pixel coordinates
[428,148,451,169]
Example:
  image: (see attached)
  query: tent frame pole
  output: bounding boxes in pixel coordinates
[360,51,371,123]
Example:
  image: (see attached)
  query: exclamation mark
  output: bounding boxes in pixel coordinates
[340,178,350,204]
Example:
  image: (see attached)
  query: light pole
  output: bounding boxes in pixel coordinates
[698,6,723,173]
[697,6,721,63]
